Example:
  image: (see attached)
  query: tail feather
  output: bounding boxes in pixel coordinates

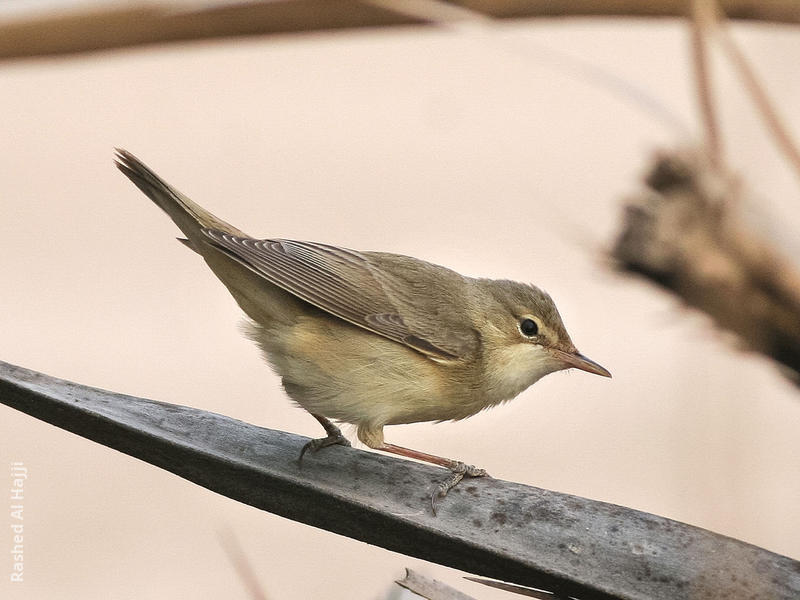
[114,149,247,241]
[115,148,305,325]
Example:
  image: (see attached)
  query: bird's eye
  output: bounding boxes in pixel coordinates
[519,318,538,337]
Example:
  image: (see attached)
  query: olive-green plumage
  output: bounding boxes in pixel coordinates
[115,149,610,505]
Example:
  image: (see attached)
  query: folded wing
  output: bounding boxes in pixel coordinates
[202,231,479,361]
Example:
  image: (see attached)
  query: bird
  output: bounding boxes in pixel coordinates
[114,149,611,513]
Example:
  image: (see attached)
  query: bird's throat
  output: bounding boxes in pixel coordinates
[484,343,562,404]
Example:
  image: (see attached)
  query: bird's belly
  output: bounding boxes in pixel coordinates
[250,315,471,427]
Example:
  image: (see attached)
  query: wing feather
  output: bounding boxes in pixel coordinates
[202,230,476,360]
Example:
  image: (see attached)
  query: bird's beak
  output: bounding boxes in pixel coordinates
[550,349,612,378]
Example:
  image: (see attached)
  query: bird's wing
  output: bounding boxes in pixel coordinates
[201,231,479,361]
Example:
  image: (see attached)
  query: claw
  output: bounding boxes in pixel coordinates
[430,462,489,515]
[298,433,351,468]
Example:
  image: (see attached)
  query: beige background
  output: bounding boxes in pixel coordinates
[1,19,799,599]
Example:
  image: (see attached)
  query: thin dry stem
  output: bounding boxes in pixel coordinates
[712,3,800,181]
[218,530,270,600]
[690,0,724,170]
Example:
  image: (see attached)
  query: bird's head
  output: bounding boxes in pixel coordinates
[474,279,610,401]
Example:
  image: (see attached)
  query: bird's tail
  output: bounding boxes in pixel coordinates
[114,148,306,326]
[114,149,248,246]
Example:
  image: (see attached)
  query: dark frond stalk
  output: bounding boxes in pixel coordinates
[1,360,799,599]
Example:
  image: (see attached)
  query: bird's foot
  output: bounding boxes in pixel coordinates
[298,431,351,467]
[431,462,489,515]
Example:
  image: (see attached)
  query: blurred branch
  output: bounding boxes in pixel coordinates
[464,577,563,599]
[0,1,423,62]
[612,149,800,385]
[396,569,477,600]
[219,530,271,600]
[612,3,800,386]
[690,0,723,171]
[712,5,800,181]
[2,360,799,599]
[2,0,800,62]
[453,0,800,22]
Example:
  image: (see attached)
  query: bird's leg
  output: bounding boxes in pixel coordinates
[298,414,351,464]
[376,443,489,514]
